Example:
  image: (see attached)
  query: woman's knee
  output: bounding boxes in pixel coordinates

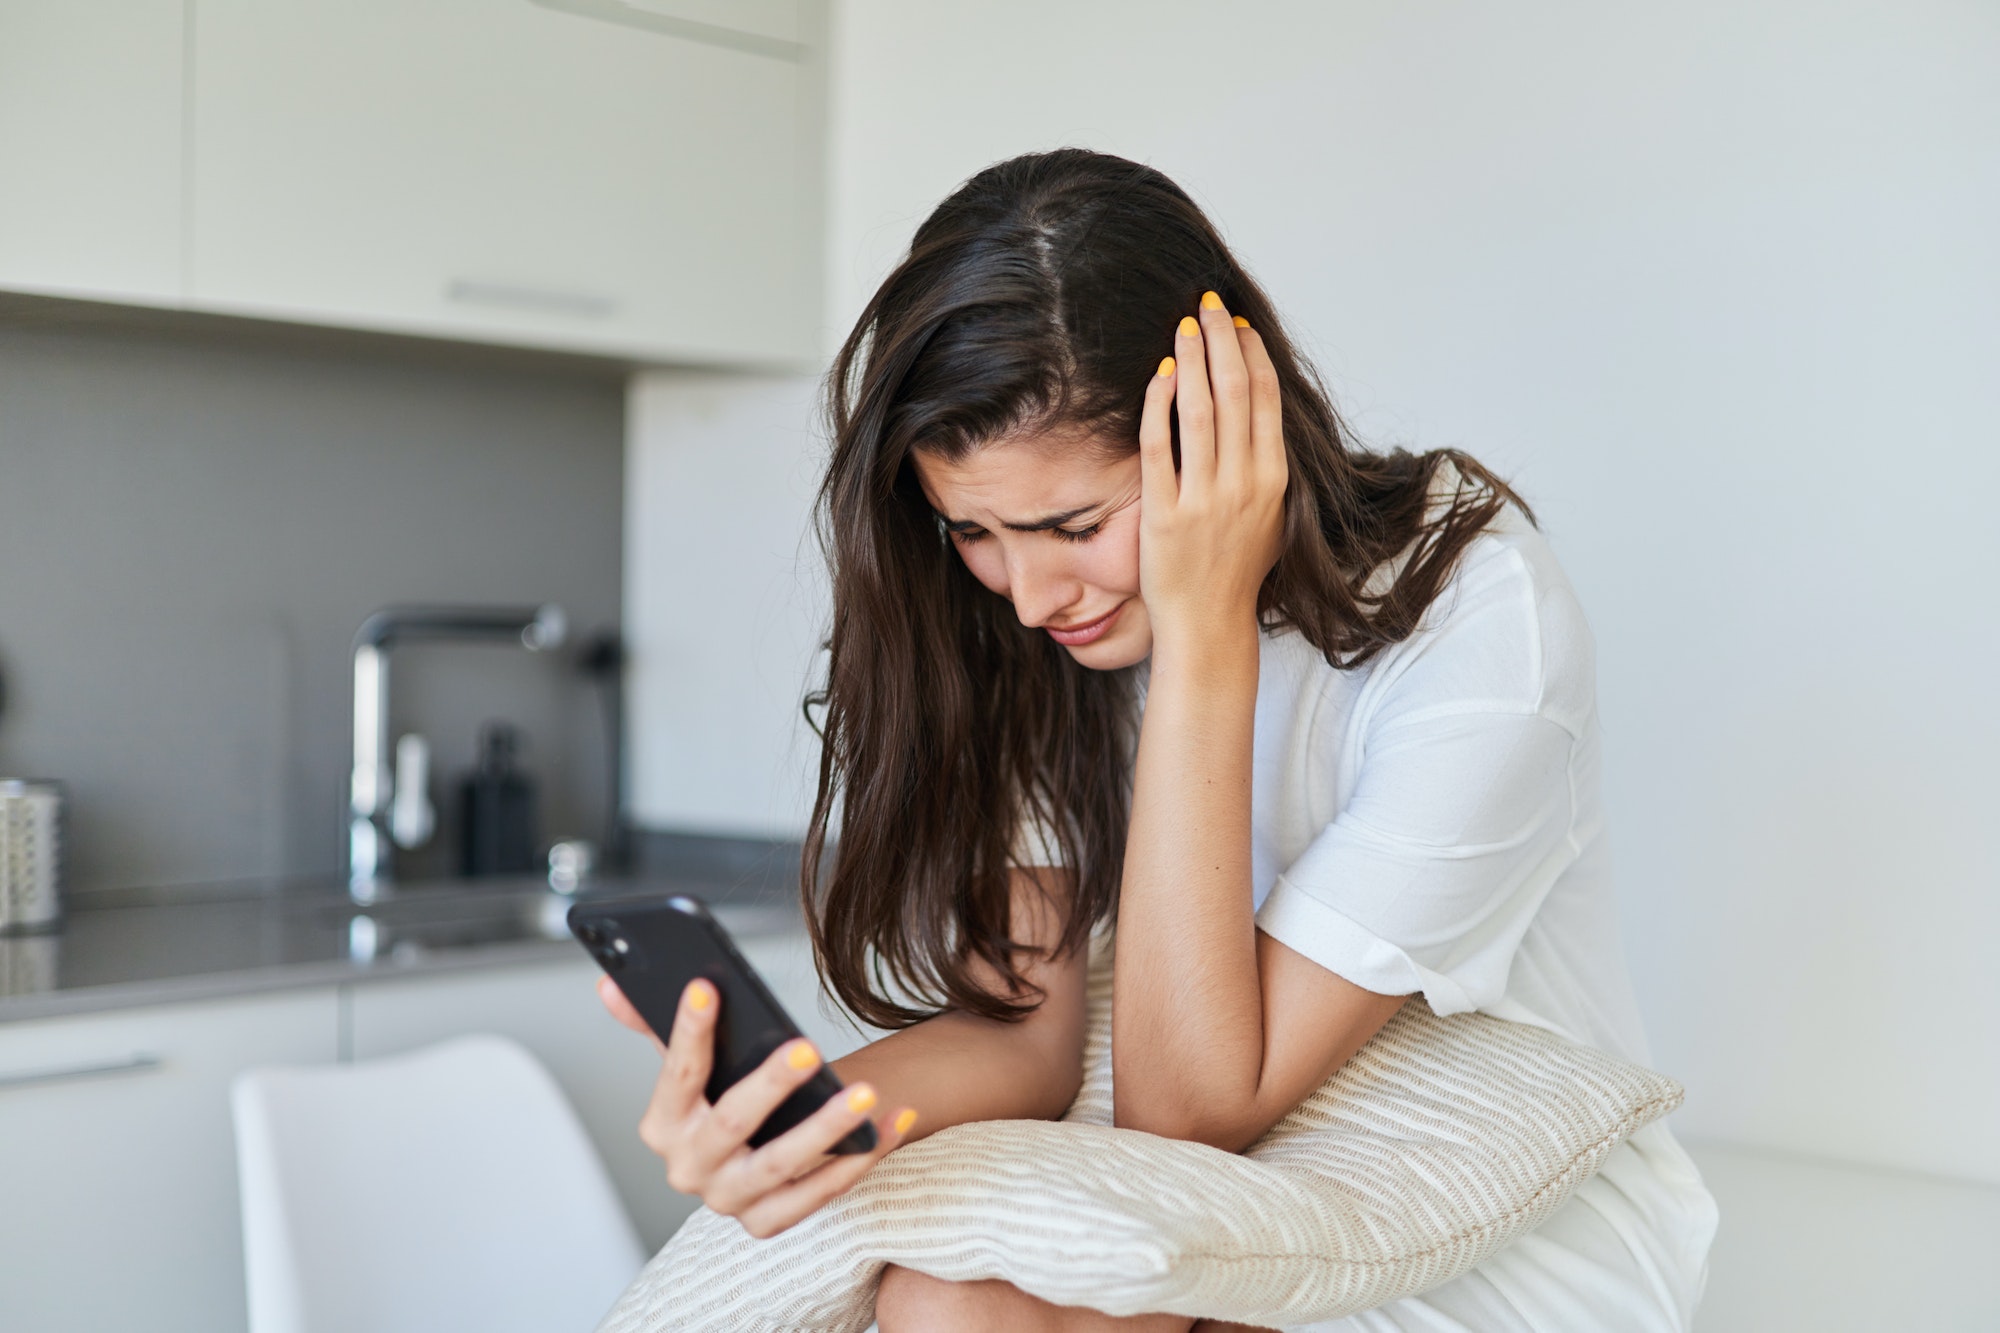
[875,1266,1036,1331]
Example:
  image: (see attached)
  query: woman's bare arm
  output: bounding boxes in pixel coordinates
[831,866,1089,1138]
[1112,297,1404,1152]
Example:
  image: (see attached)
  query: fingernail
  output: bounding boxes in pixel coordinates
[1232,315,1250,328]
[1178,316,1199,337]
[1201,291,1224,311]
[894,1108,918,1136]
[786,1041,820,1070]
[846,1085,877,1113]
[687,982,712,1012]
[1157,356,1175,377]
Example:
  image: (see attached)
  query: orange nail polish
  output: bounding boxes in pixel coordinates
[1157,356,1175,377]
[894,1108,918,1136]
[786,1041,819,1071]
[1201,291,1224,311]
[687,982,712,1012]
[1232,315,1250,328]
[1178,316,1199,337]
[846,1085,877,1113]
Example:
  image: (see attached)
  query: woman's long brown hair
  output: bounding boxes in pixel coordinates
[804,150,1530,1029]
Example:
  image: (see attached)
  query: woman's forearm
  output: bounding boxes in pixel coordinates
[831,1003,1084,1141]
[831,869,1090,1141]
[1112,617,1267,1144]
[1112,294,1291,1146]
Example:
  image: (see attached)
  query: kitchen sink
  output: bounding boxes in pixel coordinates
[326,883,568,963]
[329,881,799,964]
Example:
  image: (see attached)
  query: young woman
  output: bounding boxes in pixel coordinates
[599,150,1718,1331]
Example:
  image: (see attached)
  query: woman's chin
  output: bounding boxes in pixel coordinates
[1070,645,1148,671]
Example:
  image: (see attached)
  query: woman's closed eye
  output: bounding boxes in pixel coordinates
[943,522,1102,546]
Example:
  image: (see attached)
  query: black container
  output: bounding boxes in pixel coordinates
[459,723,538,877]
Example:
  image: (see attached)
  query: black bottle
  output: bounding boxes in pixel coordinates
[459,723,538,877]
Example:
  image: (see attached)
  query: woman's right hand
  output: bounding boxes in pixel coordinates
[598,975,917,1238]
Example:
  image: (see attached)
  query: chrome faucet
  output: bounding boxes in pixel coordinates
[348,603,567,902]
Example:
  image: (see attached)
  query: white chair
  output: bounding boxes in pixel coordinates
[232,1034,646,1333]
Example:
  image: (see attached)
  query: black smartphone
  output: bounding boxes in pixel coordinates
[568,894,877,1155]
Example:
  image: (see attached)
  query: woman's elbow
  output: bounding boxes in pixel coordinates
[1042,1060,1085,1120]
[1020,1012,1086,1120]
[1111,1100,1253,1152]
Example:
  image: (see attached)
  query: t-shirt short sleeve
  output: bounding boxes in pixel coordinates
[1253,537,1591,1015]
[1254,708,1577,1014]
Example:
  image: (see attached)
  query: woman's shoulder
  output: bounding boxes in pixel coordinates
[1298,503,1597,736]
[1414,507,1597,733]
[1452,503,1577,619]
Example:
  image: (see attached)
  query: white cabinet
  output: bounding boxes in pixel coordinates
[0,0,186,303]
[342,930,861,1252]
[0,0,822,364]
[185,0,822,364]
[0,988,338,1333]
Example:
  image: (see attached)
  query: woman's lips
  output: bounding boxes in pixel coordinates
[1045,601,1124,647]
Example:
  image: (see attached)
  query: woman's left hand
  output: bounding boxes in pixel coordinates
[1137,292,1288,652]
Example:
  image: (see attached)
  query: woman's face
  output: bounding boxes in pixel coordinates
[913,433,1151,670]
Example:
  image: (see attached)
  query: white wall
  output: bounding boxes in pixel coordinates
[625,371,828,836]
[634,0,2000,1182]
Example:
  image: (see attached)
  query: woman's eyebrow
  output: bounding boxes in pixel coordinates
[937,503,1104,534]
[999,504,1099,533]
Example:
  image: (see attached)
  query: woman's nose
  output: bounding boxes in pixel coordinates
[1005,549,1080,629]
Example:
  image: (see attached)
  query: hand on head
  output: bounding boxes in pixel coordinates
[1137,291,1289,651]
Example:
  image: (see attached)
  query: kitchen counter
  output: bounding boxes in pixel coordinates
[0,870,805,1024]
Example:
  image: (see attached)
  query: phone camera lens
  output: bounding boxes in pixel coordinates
[577,924,604,946]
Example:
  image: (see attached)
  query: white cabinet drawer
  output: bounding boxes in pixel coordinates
[0,988,339,1333]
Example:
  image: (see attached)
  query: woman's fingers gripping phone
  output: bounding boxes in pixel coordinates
[659,977,721,1109]
[619,975,912,1233]
[703,1078,903,1220]
[634,978,721,1171]
[726,1096,921,1240]
[677,1035,828,1182]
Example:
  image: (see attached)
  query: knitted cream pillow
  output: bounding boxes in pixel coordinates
[596,937,1683,1332]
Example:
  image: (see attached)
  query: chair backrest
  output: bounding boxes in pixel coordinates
[232,1033,646,1333]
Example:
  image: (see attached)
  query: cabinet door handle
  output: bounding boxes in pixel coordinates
[0,1053,163,1091]
[445,279,617,319]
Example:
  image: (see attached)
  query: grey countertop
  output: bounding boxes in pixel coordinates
[0,871,806,1024]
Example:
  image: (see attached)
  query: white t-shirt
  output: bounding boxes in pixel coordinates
[1050,504,1719,1329]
